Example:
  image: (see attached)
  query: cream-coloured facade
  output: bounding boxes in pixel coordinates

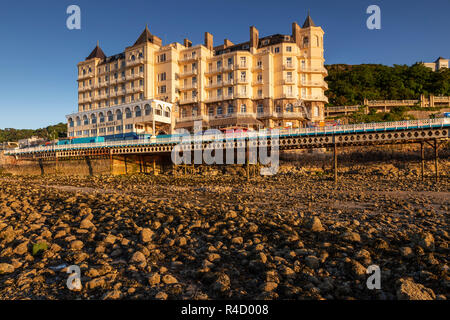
[73,14,327,137]
[423,57,449,72]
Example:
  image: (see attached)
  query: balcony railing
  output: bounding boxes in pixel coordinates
[252,80,264,86]
[205,66,223,74]
[179,97,198,104]
[300,81,328,89]
[127,58,144,66]
[283,63,295,70]
[299,67,328,74]
[180,68,198,77]
[205,81,223,89]
[301,95,329,103]
[180,83,198,91]
[223,64,234,71]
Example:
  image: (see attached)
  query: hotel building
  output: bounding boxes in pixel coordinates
[67,14,328,139]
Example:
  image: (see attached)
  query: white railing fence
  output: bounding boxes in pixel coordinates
[6,118,449,155]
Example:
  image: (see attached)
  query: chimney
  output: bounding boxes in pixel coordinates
[204,32,213,51]
[224,39,234,48]
[250,26,259,49]
[292,22,301,47]
[183,38,192,48]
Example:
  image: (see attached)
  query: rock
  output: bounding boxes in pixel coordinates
[0,263,14,274]
[104,234,117,245]
[86,278,106,290]
[155,291,168,300]
[307,217,324,232]
[260,282,278,292]
[162,274,178,284]
[70,240,84,250]
[129,251,146,267]
[80,219,94,229]
[396,278,435,300]
[350,260,366,278]
[148,273,161,286]
[14,241,29,255]
[231,237,243,245]
[177,237,187,246]
[342,232,361,242]
[102,290,122,300]
[400,247,414,258]
[213,273,231,292]
[412,233,435,251]
[305,256,320,269]
[140,228,154,243]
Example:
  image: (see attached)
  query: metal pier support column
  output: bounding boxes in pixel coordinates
[38,158,44,175]
[434,139,439,183]
[333,142,338,184]
[153,158,157,176]
[420,142,425,181]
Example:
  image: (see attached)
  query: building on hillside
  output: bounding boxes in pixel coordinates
[68,14,328,139]
[423,57,449,71]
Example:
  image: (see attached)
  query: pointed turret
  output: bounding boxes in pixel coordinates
[302,11,316,28]
[132,25,162,47]
[86,43,106,60]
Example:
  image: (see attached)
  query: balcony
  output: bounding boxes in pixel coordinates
[223,64,234,71]
[78,85,92,92]
[205,95,224,102]
[180,68,198,77]
[205,81,223,89]
[127,58,144,66]
[283,63,296,70]
[176,114,208,123]
[281,93,297,99]
[252,65,264,72]
[180,83,198,91]
[301,95,329,103]
[179,55,197,63]
[205,66,223,75]
[252,80,264,86]
[179,97,198,104]
[234,93,248,98]
[78,72,94,80]
[299,67,328,75]
[210,112,257,120]
[236,63,248,69]
[300,81,328,89]
[260,112,307,119]
[236,78,249,84]
[222,79,234,86]
[281,78,295,85]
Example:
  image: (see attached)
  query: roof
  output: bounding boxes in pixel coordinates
[302,14,316,28]
[133,25,153,46]
[86,45,106,60]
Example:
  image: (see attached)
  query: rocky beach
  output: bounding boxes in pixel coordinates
[0,150,448,300]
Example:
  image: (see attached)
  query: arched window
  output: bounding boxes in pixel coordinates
[276,105,282,113]
[107,111,113,122]
[181,108,187,118]
[144,104,152,116]
[303,36,309,47]
[286,103,293,112]
[99,112,105,123]
[116,109,122,120]
[76,116,81,126]
[240,104,246,113]
[131,55,136,61]
[83,115,88,125]
[192,106,198,116]
[217,105,223,115]
[313,106,319,117]
[135,106,141,117]
[156,104,162,116]
[125,108,132,119]
[68,118,74,127]
[91,113,97,124]
[227,104,234,114]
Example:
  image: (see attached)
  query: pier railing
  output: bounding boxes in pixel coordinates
[5,118,449,155]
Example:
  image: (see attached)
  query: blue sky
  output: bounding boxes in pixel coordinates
[0,0,449,129]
